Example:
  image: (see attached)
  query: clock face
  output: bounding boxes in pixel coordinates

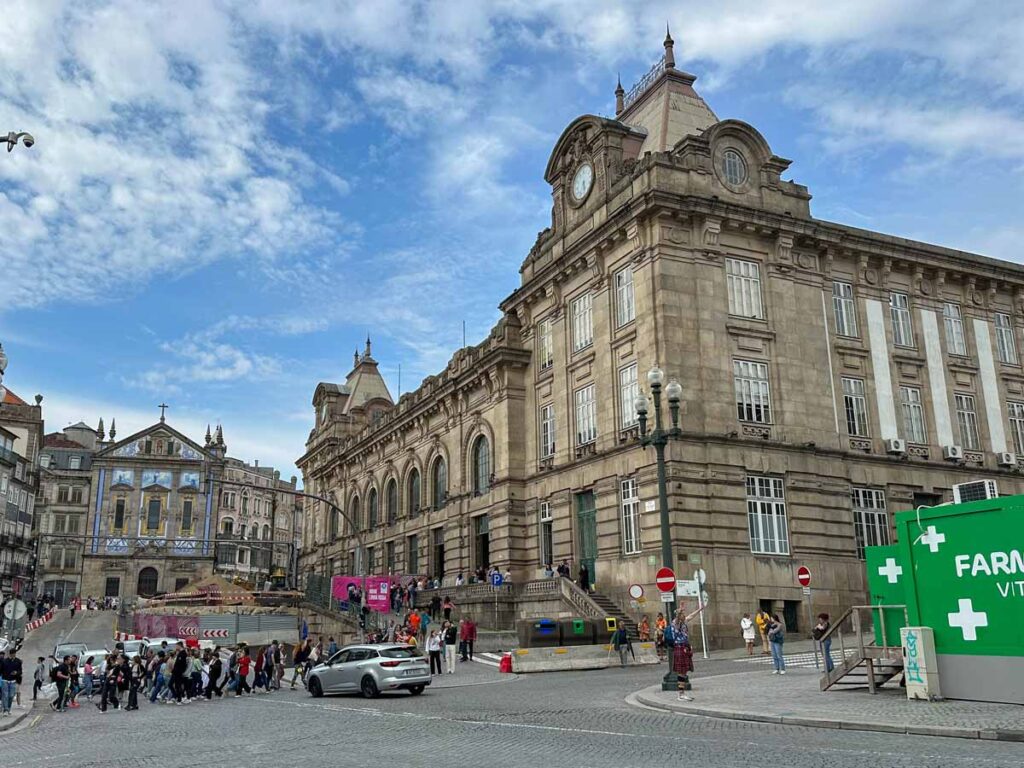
[572,163,594,201]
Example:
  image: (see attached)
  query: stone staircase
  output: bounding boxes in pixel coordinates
[820,605,906,693]
[587,591,640,641]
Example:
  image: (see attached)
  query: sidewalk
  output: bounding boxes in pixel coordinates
[633,668,1024,742]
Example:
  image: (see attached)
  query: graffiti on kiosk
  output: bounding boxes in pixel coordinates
[904,629,924,685]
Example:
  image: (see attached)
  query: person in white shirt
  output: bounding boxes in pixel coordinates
[740,613,756,656]
[426,631,442,676]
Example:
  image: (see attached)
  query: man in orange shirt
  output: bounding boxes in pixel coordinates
[409,611,421,636]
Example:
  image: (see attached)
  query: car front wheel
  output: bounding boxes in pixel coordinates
[360,675,379,699]
[308,677,323,698]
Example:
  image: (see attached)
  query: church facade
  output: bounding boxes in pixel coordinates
[298,35,1024,644]
[80,417,225,601]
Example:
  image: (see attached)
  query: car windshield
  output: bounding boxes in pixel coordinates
[55,644,86,657]
[379,647,420,659]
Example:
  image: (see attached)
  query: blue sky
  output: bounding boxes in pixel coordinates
[1,1,1022,479]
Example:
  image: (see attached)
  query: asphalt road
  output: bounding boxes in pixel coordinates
[3,612,1022,768]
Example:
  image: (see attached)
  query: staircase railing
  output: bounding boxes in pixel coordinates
[820,604,908,693]
[557,577,607,619]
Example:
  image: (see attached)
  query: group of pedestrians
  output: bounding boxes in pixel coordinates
[46,639,292,714]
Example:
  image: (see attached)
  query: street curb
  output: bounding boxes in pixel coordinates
[0,701,37,734]
[632,686,1024,742]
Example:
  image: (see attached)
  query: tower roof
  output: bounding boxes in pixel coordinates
[616,36,718,154]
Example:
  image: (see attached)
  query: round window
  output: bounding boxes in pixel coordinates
[721,149,747,187]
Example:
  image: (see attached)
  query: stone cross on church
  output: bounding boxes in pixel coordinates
[158,402,169,422]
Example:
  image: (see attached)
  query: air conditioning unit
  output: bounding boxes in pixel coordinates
[997,452,1017,467]
[942,445,964,461]
[952,479,999,504]
[885,438,907,455]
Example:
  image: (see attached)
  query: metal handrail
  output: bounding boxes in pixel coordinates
[820,604,909,693]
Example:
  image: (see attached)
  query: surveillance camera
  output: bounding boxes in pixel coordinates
[21,133,34,148]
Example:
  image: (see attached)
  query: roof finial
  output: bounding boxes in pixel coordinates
[664,23,675,69]
[97,417,105,441]
[215,424,224,447]
[205,424,212,446]
[158,402,168,423]
[364,335,372,358]
[109,418,116,441]
[615,72,625,114]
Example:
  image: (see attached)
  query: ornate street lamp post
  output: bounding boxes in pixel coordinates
[636,366,684,691]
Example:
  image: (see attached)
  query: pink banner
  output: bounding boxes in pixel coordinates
[365,577,390,612]
[331,576,363,601]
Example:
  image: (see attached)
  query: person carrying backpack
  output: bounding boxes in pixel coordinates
[767,614,786,674]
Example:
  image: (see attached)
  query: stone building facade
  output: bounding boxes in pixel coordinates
[214,457,302,588]
[0,345,45,600]
[298,36,1024,644]
[36,422,102,604]
[80,417,225,601]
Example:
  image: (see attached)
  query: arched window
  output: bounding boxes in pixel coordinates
[386,479,398,525]
[262,524,271,541]
[408,469,421,519]
[350,496,360,534]
[432,458,447,509]
[241,493,249,514]
[221,518,234,536]
[473,435,491,494]
[330,509,339,540]
[368,488,379,529]
[249,524,258,540]
[137,567,158,598]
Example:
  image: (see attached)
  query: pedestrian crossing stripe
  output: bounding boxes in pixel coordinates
[734,649,856,669]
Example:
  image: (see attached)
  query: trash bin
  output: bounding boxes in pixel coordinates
[558,617,596,646]
[604,617,618,636]
[516,618,561,648]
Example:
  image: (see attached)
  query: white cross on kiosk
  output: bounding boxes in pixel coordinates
[878,558,903,584]
[919,525,946,553]
[948,598,988,641]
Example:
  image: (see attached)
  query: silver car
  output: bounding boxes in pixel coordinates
[307,644,431,698]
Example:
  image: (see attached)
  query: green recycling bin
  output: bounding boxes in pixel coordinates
[558,617,596,646]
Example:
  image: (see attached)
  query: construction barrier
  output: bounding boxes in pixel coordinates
[509,642,660,673]
[25,609,55,633]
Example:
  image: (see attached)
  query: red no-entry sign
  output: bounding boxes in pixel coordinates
[655,567,676,592]
[797,566,812,587]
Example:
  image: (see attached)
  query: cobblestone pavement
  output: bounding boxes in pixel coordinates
[638,667,1024,738]
[2,653,1023,767]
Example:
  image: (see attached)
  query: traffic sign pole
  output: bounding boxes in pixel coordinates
[796,566,820,670]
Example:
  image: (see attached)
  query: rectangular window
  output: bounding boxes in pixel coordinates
[539,404,556,458]
[1010,402,1024,455]
[943,302,967,356]
[734,359,772,423]
[407,534,419,574]
[49,547,62,569]
[68,455,82,470]
[181,499,194,532]
[146,498,161,532]
[832,281,858,337]
[574,384,597,445]
[537,317,554,370]
[726,258,764,319]
[955,393,981,450]
[113,499,126,531]
[52,515,65,534]
[63,549,77,570]
[66,515,81,534]
[538,502,553,566]
[851,488,890,560]
[571,294,593,352]
[842,377,869,437]
[996,313,1018,365]
[620,478,641,555]
[619,363,639,429]
[889,292,914,347]
[57,486,70,503]
[746,475,789,555]
[899,386,927,444]
[71,486,84,504]
[385,541,396,574]
[614,267,635,327]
